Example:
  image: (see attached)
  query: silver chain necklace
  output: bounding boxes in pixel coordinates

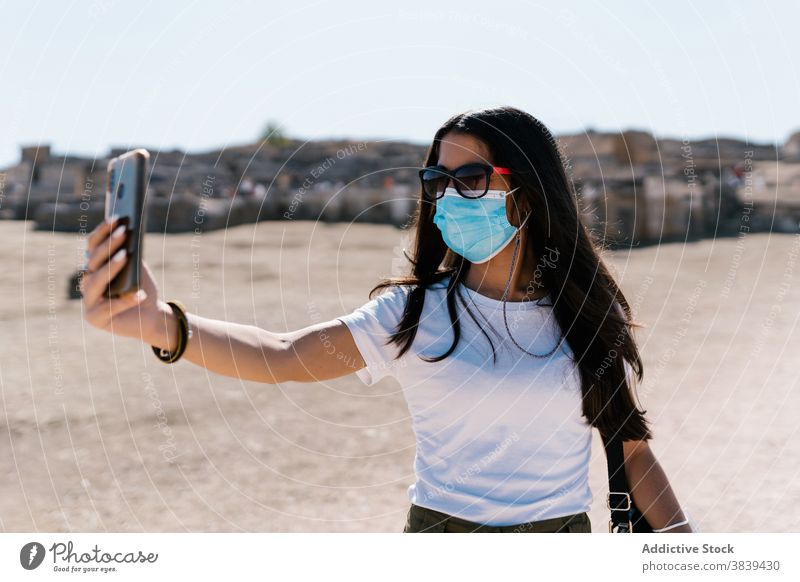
[498,230,564,358]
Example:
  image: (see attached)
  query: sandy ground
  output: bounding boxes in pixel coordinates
[0,218,798,533]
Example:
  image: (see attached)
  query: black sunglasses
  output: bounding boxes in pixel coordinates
[418,163,512,201]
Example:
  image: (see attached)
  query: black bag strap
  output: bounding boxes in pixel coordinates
[600,430,635,532]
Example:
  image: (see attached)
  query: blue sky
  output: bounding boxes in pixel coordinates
[2,0,798,168]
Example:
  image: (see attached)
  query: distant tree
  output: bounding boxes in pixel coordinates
[260,120,291,146]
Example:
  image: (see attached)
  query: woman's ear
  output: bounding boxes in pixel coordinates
[506,190,530,227]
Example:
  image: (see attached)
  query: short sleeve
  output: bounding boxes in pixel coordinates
[335,285,411,386]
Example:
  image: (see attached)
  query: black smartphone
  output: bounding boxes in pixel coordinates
[104,148,149,299]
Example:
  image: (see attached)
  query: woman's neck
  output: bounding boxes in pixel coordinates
[462,238,547,302]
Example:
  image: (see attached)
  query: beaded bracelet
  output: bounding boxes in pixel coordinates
[151,300,191,363]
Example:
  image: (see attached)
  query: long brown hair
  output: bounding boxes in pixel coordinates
[369,105,652,442]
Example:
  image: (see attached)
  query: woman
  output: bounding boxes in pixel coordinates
[80,105,694,533]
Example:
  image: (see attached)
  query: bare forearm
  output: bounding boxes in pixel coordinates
[626,449,693,533]
[143,300,289,383]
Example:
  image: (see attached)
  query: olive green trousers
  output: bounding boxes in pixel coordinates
[403,503,592,533]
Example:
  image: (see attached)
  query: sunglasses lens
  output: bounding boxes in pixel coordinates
[420,168,448,199]
[453,165,488,197]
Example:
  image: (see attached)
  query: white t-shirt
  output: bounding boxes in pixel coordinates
[335,276,593,526]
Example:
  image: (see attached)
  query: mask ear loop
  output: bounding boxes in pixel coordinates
[502,208,530,300]
[518,209,532,229]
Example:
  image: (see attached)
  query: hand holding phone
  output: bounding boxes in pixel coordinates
[80,214,163,342]
[80,148,166,346]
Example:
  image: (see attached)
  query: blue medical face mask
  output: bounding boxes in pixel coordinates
[433,185,528,263]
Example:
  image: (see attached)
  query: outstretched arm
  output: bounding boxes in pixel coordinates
[81,216,367,385]
[144,301,366,384]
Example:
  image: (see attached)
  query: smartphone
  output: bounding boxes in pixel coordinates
[104,148,149,299]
